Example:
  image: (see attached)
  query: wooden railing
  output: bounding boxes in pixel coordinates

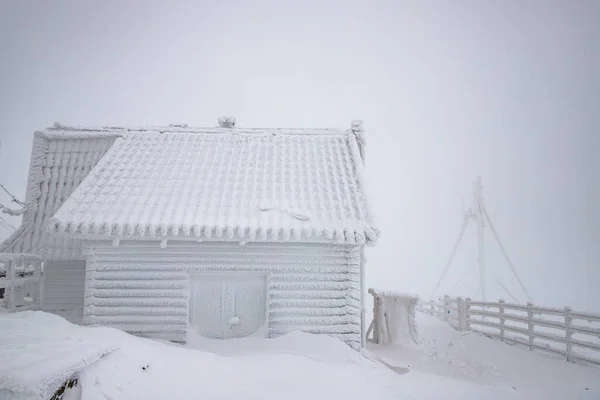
[417,296,600,367]
[0,253,42,312]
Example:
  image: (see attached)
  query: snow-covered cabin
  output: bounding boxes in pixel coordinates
[1,118,379,350]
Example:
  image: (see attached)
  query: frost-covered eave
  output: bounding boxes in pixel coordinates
[47,220,379,247]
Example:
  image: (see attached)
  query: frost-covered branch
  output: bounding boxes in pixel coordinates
[0,183,26,216]
[0,203,26,216]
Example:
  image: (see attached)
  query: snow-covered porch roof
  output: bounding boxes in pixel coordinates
[46,121,379,246]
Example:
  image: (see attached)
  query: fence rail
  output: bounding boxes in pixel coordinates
[416,295,600,367]
[0,253,42,312]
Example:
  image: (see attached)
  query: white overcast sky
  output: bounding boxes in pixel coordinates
[0,0,599,310]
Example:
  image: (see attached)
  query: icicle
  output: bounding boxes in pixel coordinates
[291,228,301,241]
[193,224,201,238]
[236,226,245,239]
[303,227,312,240]
[159,223,168,236]
[113,223,122,236]
[181,223,190,236]
[271,228,280,241]
[68,222,78,234]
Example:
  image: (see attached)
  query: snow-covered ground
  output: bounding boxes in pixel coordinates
[368,313,600,399]
[1,311,599,400]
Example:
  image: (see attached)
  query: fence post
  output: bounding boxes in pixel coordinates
[5,258,15,311]
[499,299,506,342]
[457,297,468,330]
[443,295,450,321]
[527,302,534,351]
[373,296,379,344]
[464,297,471,330]
[564,306,573,362]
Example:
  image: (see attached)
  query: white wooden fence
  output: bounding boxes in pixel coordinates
[0,253,42,312]
[417,295,600,367]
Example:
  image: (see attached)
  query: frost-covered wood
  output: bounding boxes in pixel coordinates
[0,253,42,312]
[366,289,420,345]
[417,296,600,366]
[84,241,362,349]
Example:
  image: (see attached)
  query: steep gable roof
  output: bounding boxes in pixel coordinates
[1,128,119,260]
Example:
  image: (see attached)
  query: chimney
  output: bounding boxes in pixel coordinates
[218,116,236,128]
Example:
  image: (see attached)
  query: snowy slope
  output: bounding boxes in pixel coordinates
[367,313,600,399]
[3,311,599,399]
[0,312,116,400]
[1,311,532,400]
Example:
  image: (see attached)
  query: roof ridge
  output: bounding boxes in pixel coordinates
[46,122,348,136]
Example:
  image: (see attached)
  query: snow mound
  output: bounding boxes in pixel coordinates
[7,311,595,399]
[184,329,369,365]
[0,311,118,400]
[79,329,402,400]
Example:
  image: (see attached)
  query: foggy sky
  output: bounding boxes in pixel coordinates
[1,1,599,310]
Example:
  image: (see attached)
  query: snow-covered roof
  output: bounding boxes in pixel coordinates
[42,121,378,246]
[1,129,119,260]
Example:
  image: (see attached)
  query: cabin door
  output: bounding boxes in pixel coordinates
[190,272,266,339]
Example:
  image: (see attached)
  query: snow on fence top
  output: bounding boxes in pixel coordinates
[42,122,378,246]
